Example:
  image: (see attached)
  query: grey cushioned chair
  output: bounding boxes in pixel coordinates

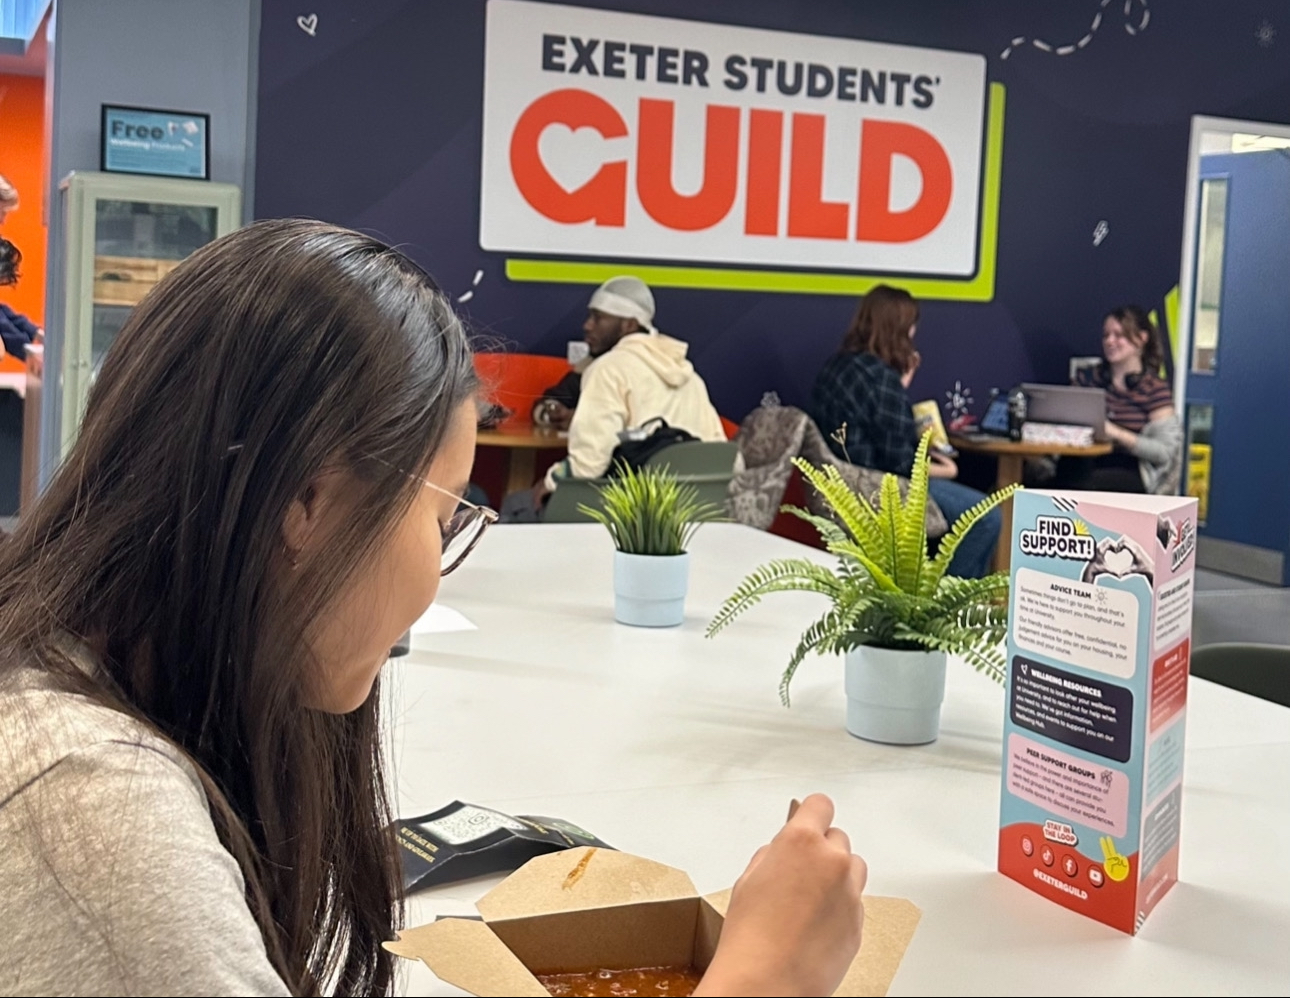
[1189,643,1290,708]
[544,440,739,523]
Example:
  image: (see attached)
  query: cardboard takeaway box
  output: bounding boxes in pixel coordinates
[387,847,921,997]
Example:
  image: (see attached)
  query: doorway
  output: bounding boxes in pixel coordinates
[1177,116,1290,585]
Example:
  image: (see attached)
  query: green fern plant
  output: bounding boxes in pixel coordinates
[581,464,724,556]
[707,432,1019,704]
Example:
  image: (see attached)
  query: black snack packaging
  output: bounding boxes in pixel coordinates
[393,800,614,892]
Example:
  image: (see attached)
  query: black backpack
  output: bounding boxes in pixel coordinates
[607,417,697,476]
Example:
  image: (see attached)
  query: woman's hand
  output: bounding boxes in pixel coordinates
[928,452,958,479]
[899,350,922,389]
[1104,422,1136,450]
[694,794,866,998]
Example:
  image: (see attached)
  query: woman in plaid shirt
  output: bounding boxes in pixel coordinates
[810,285,1001,579]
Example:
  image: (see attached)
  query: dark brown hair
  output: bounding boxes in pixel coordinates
[1106,305,1166,374]
[841,284,919,373]
[0,219,478,994]
[0,237,19,286]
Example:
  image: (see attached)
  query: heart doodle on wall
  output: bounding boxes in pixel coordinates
[537,125,625,194]
[297,13,318,37]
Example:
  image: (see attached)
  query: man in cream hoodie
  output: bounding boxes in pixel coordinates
[534,276,725,503]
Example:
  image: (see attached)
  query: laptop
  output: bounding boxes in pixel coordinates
[953,391,1013,443]
[977,392,1012,437]
[1021,383,1107,440]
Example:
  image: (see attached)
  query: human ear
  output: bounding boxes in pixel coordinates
[281,467,349,564]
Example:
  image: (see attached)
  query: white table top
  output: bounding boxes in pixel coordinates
[391,524,1290,997]
[0,371,24,397]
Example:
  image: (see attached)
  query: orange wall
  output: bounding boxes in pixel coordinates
[0,72,46,325]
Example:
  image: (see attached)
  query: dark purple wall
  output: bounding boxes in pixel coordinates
[254,0,1290,423]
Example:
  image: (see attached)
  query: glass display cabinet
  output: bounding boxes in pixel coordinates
[55,170,241,457]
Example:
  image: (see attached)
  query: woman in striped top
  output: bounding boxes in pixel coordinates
[1055,306,1181,493]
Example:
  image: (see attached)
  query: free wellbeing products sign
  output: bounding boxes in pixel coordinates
[101,105,210,180]
[481,0,994,291]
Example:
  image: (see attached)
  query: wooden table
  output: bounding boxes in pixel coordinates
[949,434,1114,572]
[476,424,568,495]
[395,525,1290,996]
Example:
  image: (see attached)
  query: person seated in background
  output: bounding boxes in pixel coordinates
[0,237,43,361]
[529,276,660,431]
[514,276,725,515]
[0,173,17,227]
[810,285,1002,580]
[1052,306,1181,494]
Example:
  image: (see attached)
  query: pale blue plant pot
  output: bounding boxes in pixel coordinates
[613,551,690,627]
[844,645,948,745]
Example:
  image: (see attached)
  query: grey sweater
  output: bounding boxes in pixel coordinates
[0,666,291,997]
[1130,413,1184,495]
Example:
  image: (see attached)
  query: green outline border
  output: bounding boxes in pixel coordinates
[504,83,1006,301]
[1163,283,1182,375]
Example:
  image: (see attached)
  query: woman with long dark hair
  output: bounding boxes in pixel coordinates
[0,220,864,996]
[811,284,1002,579]
[1055,306,1180,493]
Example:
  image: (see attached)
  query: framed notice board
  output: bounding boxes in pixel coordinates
[100,104,211,181]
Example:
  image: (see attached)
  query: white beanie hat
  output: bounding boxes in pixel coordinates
[587,276,656,333]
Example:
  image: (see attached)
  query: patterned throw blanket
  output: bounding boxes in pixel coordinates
[727,403,947,538]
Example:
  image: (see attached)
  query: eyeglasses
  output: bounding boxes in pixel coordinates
[359,453,498,574]
[413,477,499,575]
[226,445,497,574]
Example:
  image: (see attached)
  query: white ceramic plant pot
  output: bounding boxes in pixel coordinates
[613,551,690,627]
[844,645,948,745]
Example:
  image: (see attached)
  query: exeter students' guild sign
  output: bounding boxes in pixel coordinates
[480,0,988,278]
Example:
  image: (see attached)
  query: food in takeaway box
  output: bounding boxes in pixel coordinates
[536,966,703,997]
[385,844,924,998]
